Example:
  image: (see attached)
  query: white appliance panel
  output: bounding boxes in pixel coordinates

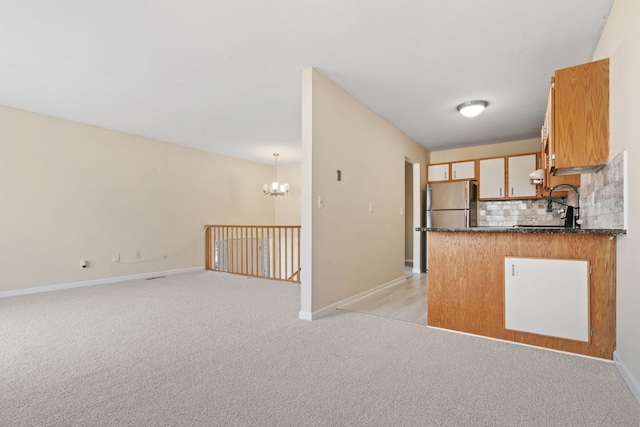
[504,257,589,342]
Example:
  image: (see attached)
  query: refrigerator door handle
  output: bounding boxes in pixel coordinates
[426,186,432,211]
[465,209,469,227]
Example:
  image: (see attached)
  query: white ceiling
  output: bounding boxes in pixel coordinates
[0,1,613,164]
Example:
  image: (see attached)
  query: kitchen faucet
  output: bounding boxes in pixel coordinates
[547,183,581,228]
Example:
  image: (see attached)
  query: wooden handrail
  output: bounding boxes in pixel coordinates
[205,225,302,229]
[287,267,301,282]
[205,225,301,283]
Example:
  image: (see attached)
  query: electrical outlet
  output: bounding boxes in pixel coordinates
[81,261,88,268]
[135,251,141,259]
[112,253,120,262]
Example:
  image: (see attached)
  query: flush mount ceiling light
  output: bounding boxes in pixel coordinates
[263,153,289,196]
[456,100,489,117]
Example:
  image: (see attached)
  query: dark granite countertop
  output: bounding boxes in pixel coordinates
[415,226,626,235]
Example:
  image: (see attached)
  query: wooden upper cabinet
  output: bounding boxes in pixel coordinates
[545,173,581,195]
[540,78,580,197]
[427,163,450,182]
[540,136,580,196]
[543,79,554,170]
[451,160,476,180]
[552,58,609,175]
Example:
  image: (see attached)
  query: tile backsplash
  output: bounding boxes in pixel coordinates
[478,150,625,229]
[479,199,564,227]
[579,150,625,229]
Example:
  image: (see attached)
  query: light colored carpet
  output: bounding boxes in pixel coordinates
[1,271,639,426]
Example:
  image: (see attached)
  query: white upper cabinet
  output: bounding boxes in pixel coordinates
[507,154,537,198]
[451,161,476,180]
[427,163,450,182]
[479,158,505,199]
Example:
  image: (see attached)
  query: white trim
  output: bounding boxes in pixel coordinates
[298,276,406,321]
[298,311,313,321]
[622,149,629,230]
[411,161,422,274]
[427,325,614,363]
[404,258,413,264]
[0,267,205,298]
[614,350,640,404]
[412,267,421,274]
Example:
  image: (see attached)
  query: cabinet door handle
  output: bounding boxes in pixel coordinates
[500,188,502,197]
[512,264,516,276]
[453,170,456,179]
[445,171,447,180]
[511,187,514,196]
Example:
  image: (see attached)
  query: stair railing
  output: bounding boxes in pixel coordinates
[205,225,301,283]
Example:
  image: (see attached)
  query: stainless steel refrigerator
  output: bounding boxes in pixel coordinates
[426,180,478,228]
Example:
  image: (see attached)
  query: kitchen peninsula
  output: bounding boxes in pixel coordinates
[422,227,625,359]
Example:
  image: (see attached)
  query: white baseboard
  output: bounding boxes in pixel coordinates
[614,350,640,404]
[298,311,313,321]
[0,267,205,298]
[404,259,413,264]
[412,267,421,274]
[298,276,407,321]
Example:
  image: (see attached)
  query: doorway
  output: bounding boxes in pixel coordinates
[405,158,423,274]
[337,158,427,325]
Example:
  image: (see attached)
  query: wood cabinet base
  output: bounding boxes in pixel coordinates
[427,231,615,359]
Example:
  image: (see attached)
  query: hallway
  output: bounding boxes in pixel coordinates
[338,271,427,325]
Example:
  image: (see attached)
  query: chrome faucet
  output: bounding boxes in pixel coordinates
[547,184,580,228]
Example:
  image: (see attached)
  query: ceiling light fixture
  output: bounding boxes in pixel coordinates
[457,100,488,117]
[263,153,289,196]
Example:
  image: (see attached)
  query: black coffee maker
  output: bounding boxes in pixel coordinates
[563,206,580,228]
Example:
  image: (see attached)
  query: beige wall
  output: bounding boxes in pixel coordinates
[593,0,640,400]
[300,68,429,316]
[429,138,540,163]
[275,163,301,225]
[0,105,276,292]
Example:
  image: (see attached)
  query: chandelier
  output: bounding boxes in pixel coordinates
[263,153,289,196]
